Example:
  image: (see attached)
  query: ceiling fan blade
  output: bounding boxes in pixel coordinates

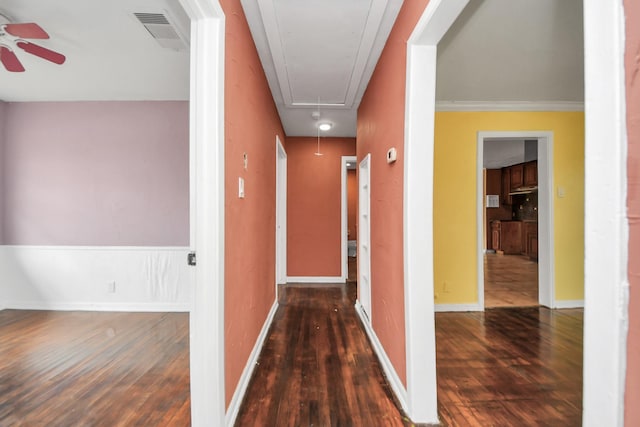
[0,46,25,72]
[16,41,65,65]
[4,23,50,39]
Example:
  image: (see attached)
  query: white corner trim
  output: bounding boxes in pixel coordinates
[355,300,408,412]
[286,276,345,284]
[553,300,585,309]
[435,101,584,112]
[434,303,483,312]
[226,300,279,426]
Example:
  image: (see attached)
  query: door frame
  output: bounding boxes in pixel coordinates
[476,132,554,309]
[341,156,357,282]
[405,0,629,424]
[179,0,226,425]
[276,136,287,286]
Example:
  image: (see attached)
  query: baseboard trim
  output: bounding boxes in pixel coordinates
[434,303,483,312]
[286,276,345,284]
[553,299,585,309]
[354,300,408,414]
[3,301,191,312]
[226,300,279,426]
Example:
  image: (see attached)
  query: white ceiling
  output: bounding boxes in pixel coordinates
[0,0,584,138]
[0,0,190,102]
[241,0,403,137]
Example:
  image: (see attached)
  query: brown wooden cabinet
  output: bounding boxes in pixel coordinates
[510,164,524,189]
[501,167,512,205]
[500,221,522,254]
[491,221,501,250]
[523,221,538,261]
[524,161,537,186]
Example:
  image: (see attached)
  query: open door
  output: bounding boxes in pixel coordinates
[358,154,372,320]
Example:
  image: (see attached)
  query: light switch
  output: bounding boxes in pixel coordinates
[238,177,245,198]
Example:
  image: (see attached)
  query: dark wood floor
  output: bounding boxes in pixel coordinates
[0,310,190,426]
[235,283,412,426]
[237,284,583,426]
[0,288,582,426]
[436,307,583,426]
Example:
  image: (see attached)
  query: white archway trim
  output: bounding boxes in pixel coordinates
[403,0,470,423]
[582,0,629,425]
[179,0,226,425]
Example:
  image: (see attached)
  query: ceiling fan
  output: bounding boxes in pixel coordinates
[0,13,66,72]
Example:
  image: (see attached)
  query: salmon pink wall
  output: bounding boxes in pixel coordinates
[2,101,189,246]
[347,170,357,239]
[221,0,285,408]
[286,137,356,277]
[625,1,640,425]
[357,0,430,386]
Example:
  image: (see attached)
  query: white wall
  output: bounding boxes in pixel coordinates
[0,246,191,311]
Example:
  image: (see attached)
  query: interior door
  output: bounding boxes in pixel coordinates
[358,154,372,321]
[276,136,287,285]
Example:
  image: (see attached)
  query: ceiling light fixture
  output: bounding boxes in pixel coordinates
[318,123,332,131]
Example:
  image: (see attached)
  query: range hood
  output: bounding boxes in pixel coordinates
[509,186,538,195]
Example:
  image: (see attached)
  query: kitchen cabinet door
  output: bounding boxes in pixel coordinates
[524,161,537,186]
[510,164,524,189]
[501,167,512,205]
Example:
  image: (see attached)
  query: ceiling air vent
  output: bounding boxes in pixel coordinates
[134,12,187,51]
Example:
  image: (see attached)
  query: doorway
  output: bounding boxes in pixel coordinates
[342,156,358,284]
[479,136,548,308]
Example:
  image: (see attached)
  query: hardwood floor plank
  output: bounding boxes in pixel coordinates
[484,254,538,308]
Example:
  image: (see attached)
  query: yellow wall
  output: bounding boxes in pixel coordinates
[433,111,585,304]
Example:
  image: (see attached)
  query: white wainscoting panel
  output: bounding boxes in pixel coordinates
[0,246,192,311]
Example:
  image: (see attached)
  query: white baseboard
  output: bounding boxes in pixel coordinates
[0,246,192,311]
[434,303,483,312]
[553,299,585,309]
[226,300,279,426]
[4,301,190,312]
[354,300,408,414]
[286,276,345,284]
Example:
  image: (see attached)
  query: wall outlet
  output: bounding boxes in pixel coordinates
[443,281,450,293]
[107,281,116,294]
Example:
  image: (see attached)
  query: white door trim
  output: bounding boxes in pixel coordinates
[341,156,357,282]
[477,132,554,309]
[403,0,470,423]
[179,0,226,425]
[276,136,287,286]
[583,0,629,425]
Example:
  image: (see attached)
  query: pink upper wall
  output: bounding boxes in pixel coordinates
[221,0,285,408]
[357,0,430,386]
[0,101,5,245]
[625,1,640,425]
[286,137,356,277]
[3,101,189,246]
